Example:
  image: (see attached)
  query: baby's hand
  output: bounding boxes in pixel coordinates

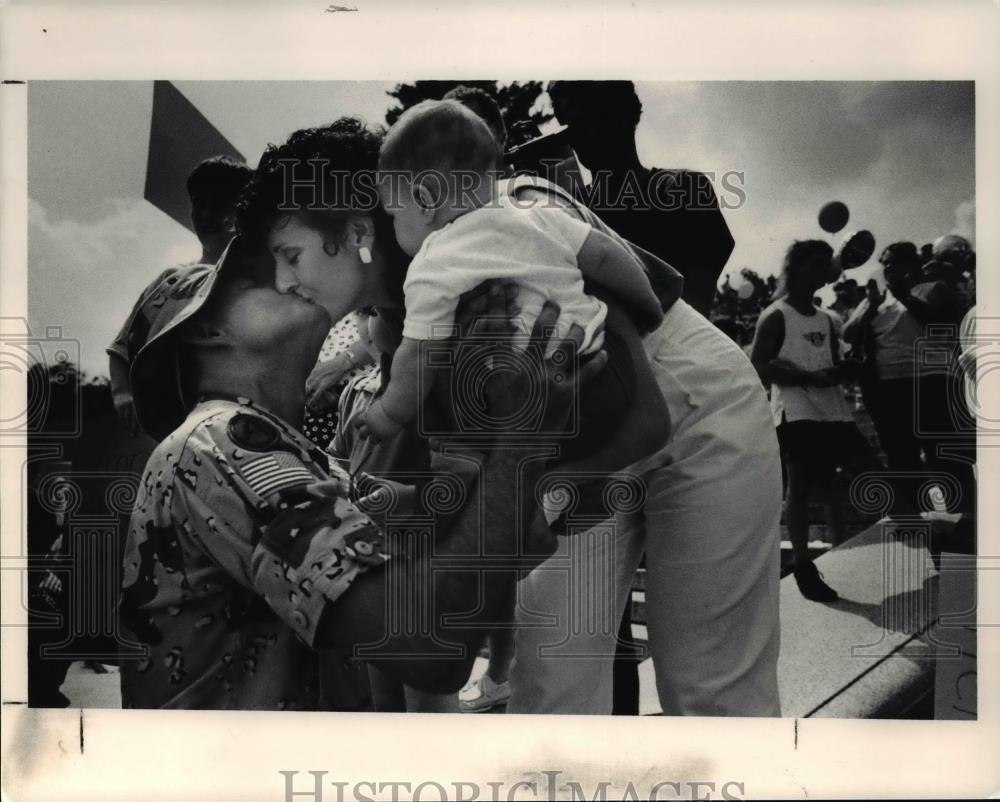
[353,401,404,444]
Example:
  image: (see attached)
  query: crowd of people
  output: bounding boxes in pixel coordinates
[28,81,977,716]
[709,232,977,602]
[748,236,976,601]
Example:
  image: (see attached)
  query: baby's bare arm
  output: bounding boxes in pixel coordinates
[576,228,664,331]
[380,337,432,426]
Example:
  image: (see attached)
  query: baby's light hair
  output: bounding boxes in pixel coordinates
[379,99,500,178]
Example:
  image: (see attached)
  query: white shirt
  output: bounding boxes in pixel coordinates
[402,188,607,354]
[760,299,854,425]
[845,290,924,380]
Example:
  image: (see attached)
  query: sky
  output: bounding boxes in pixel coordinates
[27,80,975,378]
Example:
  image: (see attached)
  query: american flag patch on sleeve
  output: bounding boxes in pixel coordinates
[240,452,317,498]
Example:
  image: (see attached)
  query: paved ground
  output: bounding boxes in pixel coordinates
[60,633,662,714]
[60,520,927,718]
[61,662,123,709]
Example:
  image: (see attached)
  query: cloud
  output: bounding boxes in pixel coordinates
[852,81,974,128]
[634,81,974,279]
[639,82,884,192]
[26,79,975,353]
[28,197,197,378]
[954,200,975,243]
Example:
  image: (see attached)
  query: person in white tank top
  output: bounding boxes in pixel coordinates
[752,240,873,602]
[763,295,853,427]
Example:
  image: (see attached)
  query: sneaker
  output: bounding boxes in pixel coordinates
[793,561,839,602]
[458,674,511,713]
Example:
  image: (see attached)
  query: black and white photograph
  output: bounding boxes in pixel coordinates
[2,2,998,800]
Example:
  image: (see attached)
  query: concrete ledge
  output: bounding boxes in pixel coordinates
[808,649,934,718]
[778,519,941,718]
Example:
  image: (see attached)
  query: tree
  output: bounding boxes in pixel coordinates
[26,361,112,435]
[384,80,552,131]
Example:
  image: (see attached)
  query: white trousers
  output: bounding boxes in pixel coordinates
[507,301,784,716]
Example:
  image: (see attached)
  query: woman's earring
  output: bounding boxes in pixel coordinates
[359,246,373,265]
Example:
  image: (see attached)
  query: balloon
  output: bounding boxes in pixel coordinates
[839,229,876,270]
[819,201,850,234]
[737,281,755,300]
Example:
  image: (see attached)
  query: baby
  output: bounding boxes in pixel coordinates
[358,99,665,470]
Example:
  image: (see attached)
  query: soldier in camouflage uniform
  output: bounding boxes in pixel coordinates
[120,393,386,709]
[118,237,595,709]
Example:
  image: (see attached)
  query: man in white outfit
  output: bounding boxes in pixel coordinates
[505,177,783,716]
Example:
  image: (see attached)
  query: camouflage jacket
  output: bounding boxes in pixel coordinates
[119,396,387,709]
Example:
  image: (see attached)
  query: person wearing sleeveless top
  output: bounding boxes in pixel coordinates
[752,240,872,602]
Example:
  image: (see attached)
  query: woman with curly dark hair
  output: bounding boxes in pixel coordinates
[238,119,409,330]
[238,119,451,711]
[236,120,405,451]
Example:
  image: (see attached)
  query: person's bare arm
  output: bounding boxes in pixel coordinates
[528,183,684,321]
[108,352,139,434]
[842,283,882,345]
[305,336,375,413]
[355,338,424,442]
[381,338,423,422]
[576,228,664,332]
[828,315,841,366]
